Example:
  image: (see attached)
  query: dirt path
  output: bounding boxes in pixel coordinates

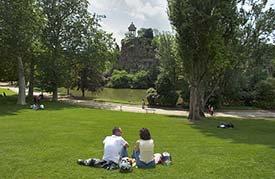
[1,83,275,119]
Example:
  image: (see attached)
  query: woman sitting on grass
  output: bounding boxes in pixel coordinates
[131,128,155,168]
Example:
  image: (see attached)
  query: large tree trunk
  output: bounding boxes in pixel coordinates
[17,56,26,105]
[188,82,204,120]
[28,59,34,97]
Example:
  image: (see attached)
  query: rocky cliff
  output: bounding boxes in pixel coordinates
[116,37,158,74]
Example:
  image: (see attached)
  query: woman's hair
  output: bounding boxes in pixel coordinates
[139,128,151,140]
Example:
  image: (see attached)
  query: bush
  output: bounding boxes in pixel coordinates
[157,92,179,107]
[254,101,275,110]
[107,70,152,89]
[108,70,132,88]
[254,78,275,109]
[146,88,158,106]
[131,70,151,89]
[146,73,179,107]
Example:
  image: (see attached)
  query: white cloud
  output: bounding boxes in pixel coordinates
[88,0,172,45]
[123,0,167,20]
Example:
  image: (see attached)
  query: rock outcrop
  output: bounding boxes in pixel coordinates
[116,37,158,74]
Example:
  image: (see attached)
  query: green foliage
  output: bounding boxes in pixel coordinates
[131,70,151,89]
[75,30,117,96]
[179,79,190,102]
[107,70,132,88]
[0,0,41,104]
[155,73,179,106]
[146,88,158,106]
[37,0,90,100]
[149,32,179,107]
[137,28,154,39]
[147,73,179,107]
[216,1,275,108]
[254,78,275,109]
[107,70,152,89]
[154,32,178,87]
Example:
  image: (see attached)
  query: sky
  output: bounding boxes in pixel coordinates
[88,0,172,45]
[88,0,275,46]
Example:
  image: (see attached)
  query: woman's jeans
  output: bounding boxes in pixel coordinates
[131,150,156,168]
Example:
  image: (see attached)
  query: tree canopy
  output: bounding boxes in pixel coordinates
[168,0,275,120]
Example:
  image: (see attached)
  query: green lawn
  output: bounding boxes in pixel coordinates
[0,88,16,96]
[1,88,275,179]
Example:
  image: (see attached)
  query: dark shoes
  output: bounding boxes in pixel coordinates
[77,159,85,165]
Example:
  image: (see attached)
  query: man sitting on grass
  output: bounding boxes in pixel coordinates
[77,127,129,170]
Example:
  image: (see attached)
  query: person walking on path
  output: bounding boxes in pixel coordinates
[210,106,214,116]
[141,99,145,109]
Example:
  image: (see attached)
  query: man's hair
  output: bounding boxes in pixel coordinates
[139,128,151,140]
[112,127,121,135]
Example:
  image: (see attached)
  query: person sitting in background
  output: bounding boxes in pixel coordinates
[131,128,155,168]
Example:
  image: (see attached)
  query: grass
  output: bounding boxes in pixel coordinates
[1,88,275,178]
[0,88,16,96]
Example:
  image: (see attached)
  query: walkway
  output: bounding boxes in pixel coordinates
[1,83,275,119]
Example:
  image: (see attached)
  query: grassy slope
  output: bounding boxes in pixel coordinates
[0,88,275,179]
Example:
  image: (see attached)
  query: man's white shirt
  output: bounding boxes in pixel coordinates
[102,135,127,163]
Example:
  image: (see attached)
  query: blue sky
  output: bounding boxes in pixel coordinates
[88,0,275,45]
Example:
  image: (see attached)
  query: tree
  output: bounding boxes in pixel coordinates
[137,28,154,39]
[38,0,89,101]
[218,1,275,107]
[75,29,117,97]
[0,0,39,104]
[168,0,238,120]
[148,32,179,107]
[154,32,178,87]
[27,39,45,98]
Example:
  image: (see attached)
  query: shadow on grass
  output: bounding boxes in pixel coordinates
[0,95,26,117]
[190,117,275,148]
[0,95,79,117]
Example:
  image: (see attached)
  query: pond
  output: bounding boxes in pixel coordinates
[59,87,147,104]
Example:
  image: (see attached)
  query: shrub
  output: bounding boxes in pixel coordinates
[146,73,179,107]
[131,70,151,89]
[146,88,158,106]
[108,70,132,88]
[157,92,179,107]
[254,78,275,109]
[108,70,152,89]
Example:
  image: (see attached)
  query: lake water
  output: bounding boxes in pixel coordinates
[59,88,147,104]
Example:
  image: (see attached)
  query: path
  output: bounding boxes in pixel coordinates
[1,83,275,119]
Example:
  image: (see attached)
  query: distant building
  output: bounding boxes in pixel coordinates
[115,22,158,74]
[128,22,137,38]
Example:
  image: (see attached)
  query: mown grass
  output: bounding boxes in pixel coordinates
[0,88,275,179]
